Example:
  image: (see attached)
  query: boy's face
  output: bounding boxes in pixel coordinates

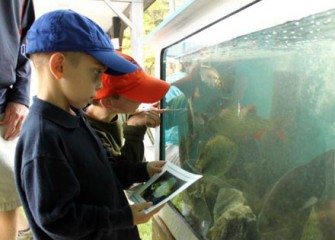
[106,95,140,113]
[62,53,106,109]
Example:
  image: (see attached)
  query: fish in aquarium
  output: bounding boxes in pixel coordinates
[200,64,223,89]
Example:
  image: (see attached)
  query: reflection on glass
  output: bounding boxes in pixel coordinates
[161,8,335,240]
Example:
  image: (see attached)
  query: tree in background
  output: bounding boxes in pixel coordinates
[123,0,187,75]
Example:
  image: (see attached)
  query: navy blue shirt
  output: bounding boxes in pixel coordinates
[15,97,149,240]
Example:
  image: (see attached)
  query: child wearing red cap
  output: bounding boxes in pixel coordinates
[15,10,167,240]
[85,51,170,164]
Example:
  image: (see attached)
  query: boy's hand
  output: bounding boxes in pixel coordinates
[146,161,165,177]
[128,102,167,128]
[131,202,165,225]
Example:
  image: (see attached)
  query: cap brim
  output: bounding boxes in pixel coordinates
[89,50,139,75]
[120,70,171,103]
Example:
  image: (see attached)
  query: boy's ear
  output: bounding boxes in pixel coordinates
[49,53,65,80]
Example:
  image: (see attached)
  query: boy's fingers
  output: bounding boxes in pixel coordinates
[134,202,153,211]
[154,161,166,168]
[151,204,165,214]
[145,204,165,218]
[153,109,167,113]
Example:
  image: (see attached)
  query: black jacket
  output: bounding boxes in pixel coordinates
[15,98,149,239]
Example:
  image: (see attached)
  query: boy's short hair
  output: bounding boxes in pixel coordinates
[30,52,83,68]
[25,9,138,75]
[94,51,170,103]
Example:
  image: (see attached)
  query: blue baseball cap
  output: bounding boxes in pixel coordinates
[26,9,138,75]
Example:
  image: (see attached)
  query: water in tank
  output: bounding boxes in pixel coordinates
[161,5,335,240]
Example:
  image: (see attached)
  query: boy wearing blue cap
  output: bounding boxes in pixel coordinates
[15,9,165,240]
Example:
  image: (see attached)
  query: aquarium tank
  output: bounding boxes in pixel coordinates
[160,3,335,240]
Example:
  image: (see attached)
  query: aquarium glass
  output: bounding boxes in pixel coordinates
[161,6,335,240]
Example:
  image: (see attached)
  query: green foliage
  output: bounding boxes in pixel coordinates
[138,219,153,240]
[144,0,170,35]
[196,135,238,177]
[143,0,169,75]
[122,0,169,75]
[123,0,188,75]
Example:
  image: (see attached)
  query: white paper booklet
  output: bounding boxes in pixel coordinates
[129,161,202,214]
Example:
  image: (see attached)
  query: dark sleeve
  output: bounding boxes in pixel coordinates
[7,0,35,107]
[20,0,35,40]
[21,157,133,239]
[7,48,31,107]
[110,159,150,189]
[121,123,147,163]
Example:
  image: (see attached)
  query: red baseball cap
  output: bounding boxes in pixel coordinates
[94,52,170,103]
